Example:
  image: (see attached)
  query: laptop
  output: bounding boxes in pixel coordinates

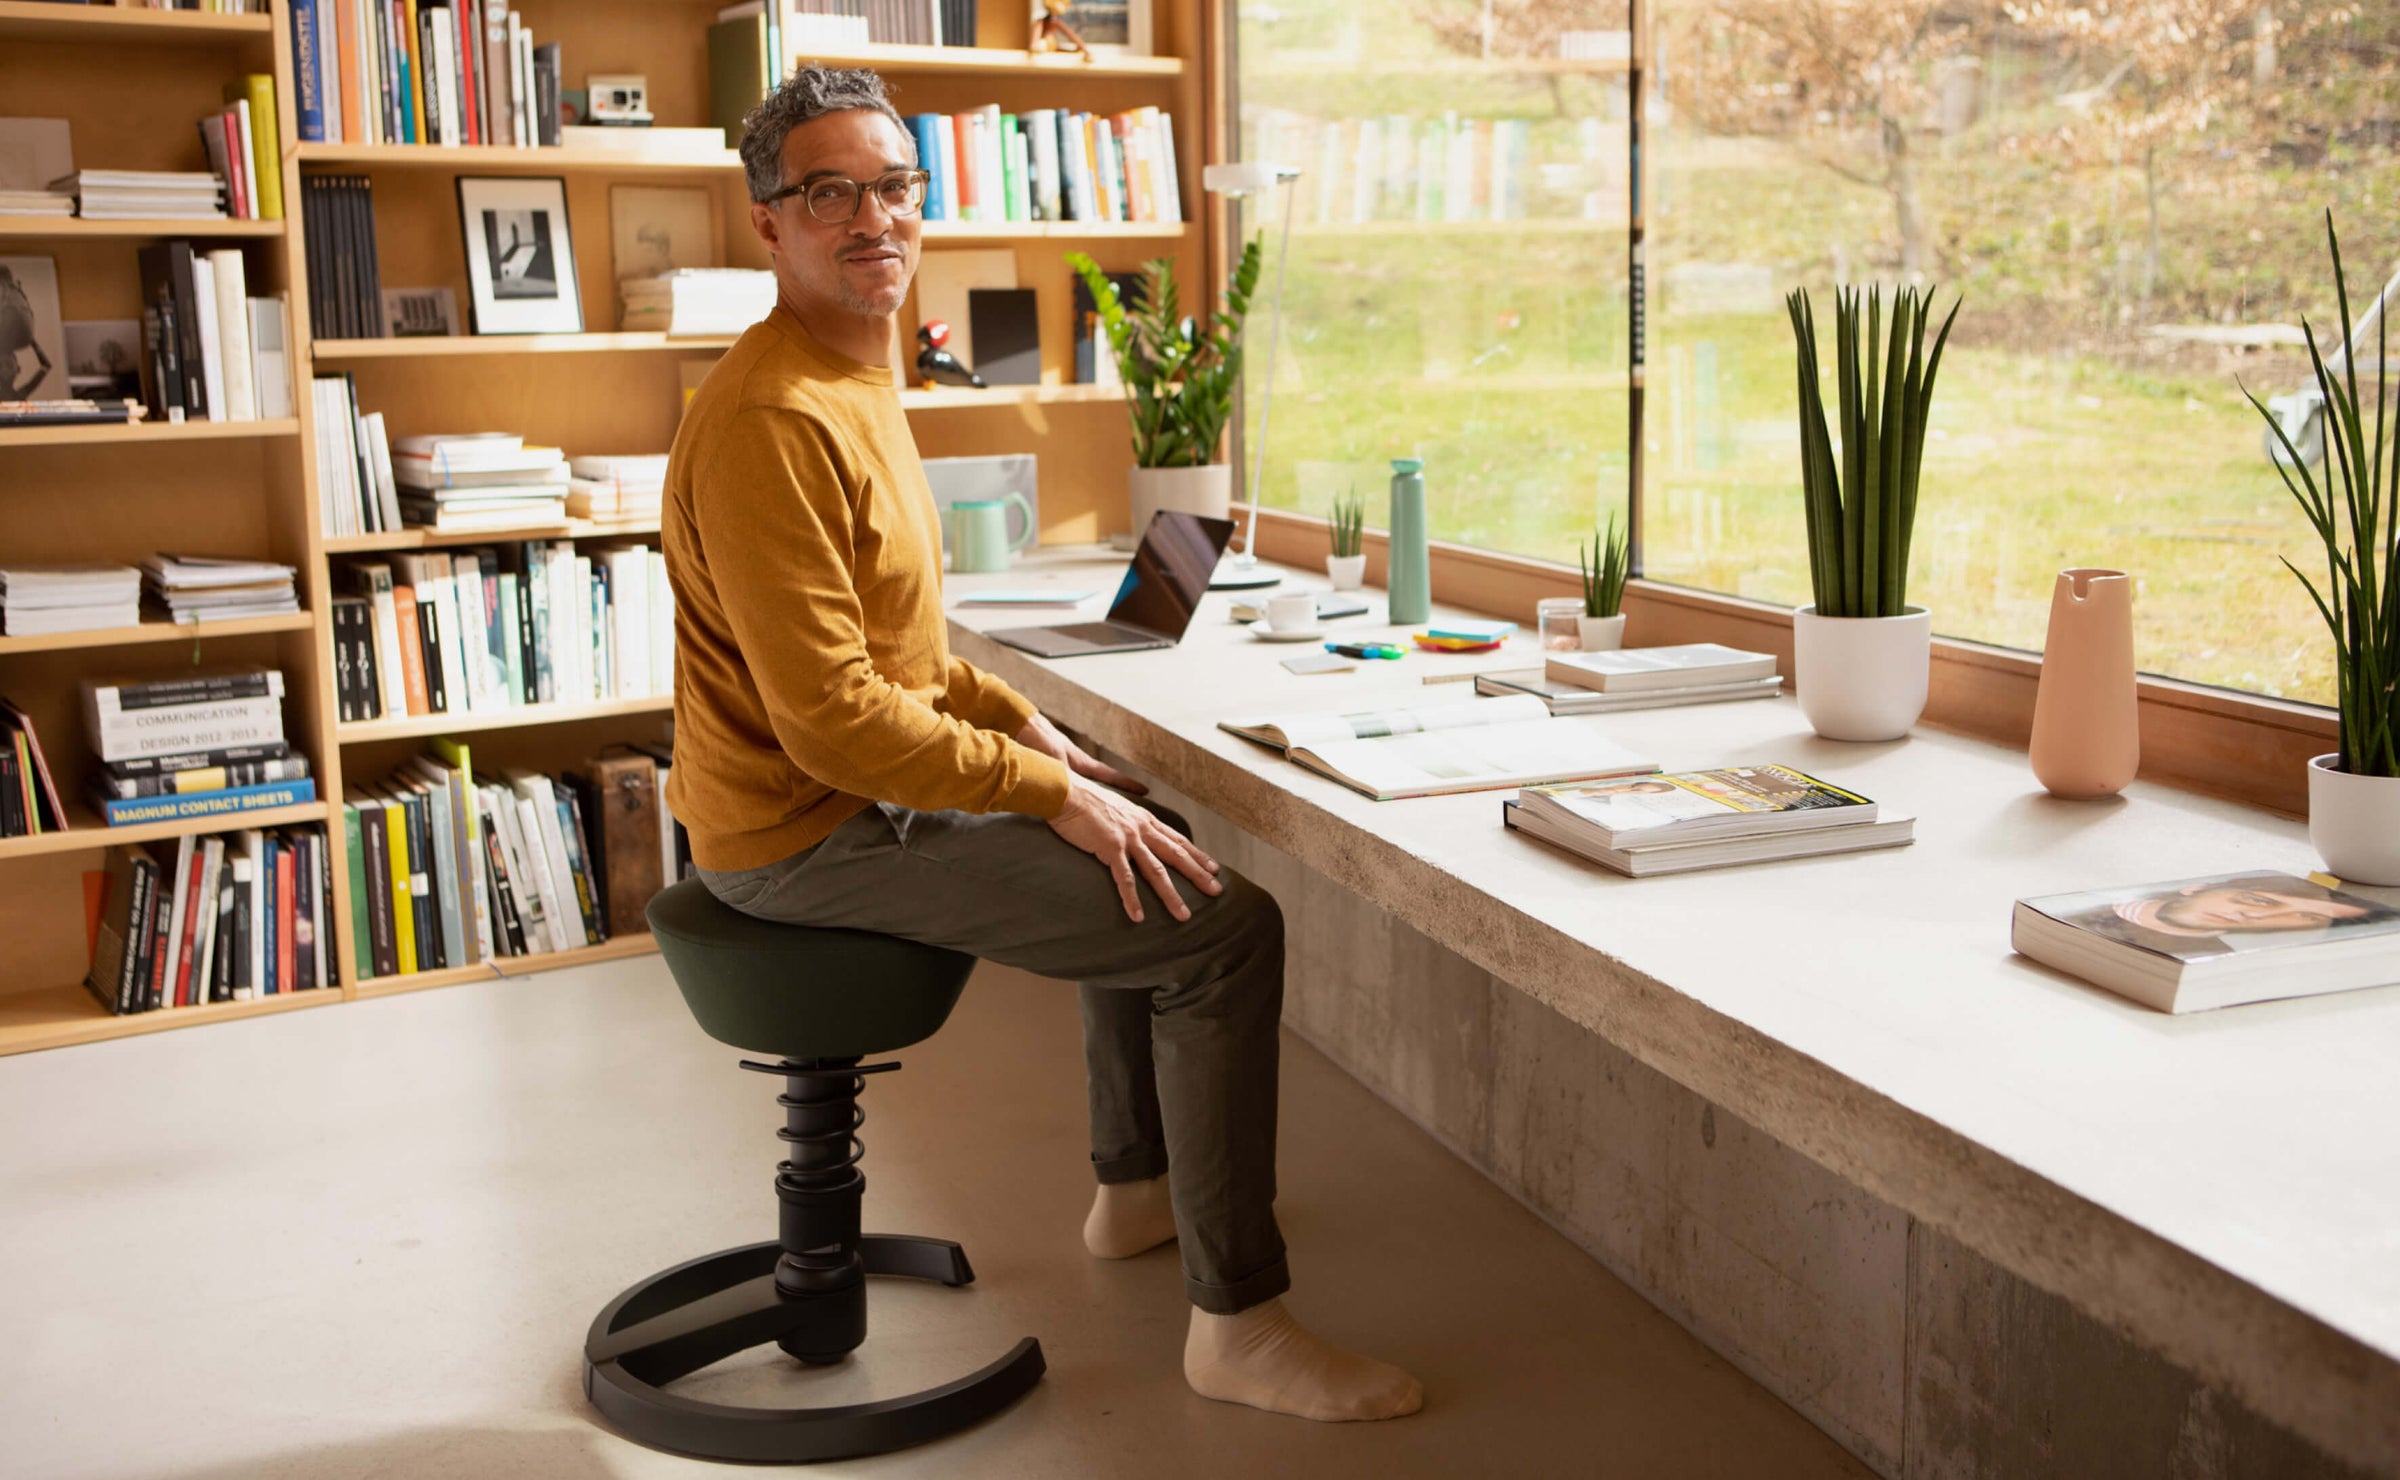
[989,511,1235,658]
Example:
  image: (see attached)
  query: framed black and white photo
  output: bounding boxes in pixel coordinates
[0,255,69,401]
[455,176,582,334]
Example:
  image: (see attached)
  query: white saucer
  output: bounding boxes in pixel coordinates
[1248,621,1325,643]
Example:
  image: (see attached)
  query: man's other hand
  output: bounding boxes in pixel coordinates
[1017,712,1147,795]
[1047,774,1223,923]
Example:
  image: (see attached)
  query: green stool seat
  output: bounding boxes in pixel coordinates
[644,877,976,1059]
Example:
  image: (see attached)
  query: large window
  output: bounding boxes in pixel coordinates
[1237,2,2394,709]
[1643,2,2391,705]
[1232,0,1635,560]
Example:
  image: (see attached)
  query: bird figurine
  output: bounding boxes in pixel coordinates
[916,320,986,389]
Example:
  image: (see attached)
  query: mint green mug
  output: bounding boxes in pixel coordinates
[946,494,1035,574]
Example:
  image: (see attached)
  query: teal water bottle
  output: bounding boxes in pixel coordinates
[1386,457,1431,624]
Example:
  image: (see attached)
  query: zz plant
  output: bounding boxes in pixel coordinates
[2249,214,2400,779]
[1068,237,1263,470]
[1787,284,1960,619]
[1330,487,1366,559]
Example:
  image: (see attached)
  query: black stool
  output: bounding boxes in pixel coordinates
[583,878,1044,1463]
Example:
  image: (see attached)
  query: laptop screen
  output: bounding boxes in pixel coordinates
[1105,511,1236,639]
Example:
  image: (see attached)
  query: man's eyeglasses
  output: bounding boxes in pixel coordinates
[761,169,931,225]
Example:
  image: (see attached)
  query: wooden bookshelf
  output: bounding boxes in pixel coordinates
[0,801,331,865]
[314,332,737,360]
[0,612,315,658]
[0,217,285,240]
[2,0,1215,1054]
[336,694,674,745]
[0,418,299,449]
[0,1,273,46]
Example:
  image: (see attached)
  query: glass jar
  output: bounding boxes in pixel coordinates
[1537,597,1586,652]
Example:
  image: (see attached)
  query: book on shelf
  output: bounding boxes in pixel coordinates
[912,105,1182,226]
[298,175,384,341]
[618,270,775,336]
[94,754,312,801]
[1473,668,1785,715]
[0,118,75,218]
[311,375,403,534]
[1544,643,1780,694]
[82,671,287,764]
[1514,764,1881,848]
[52,170,226,222]
[0,697,69,840]
[709,0,983,127]
[0,564,143,636]
[1219,693,1658,800]
[0,398,147,428]
[142,553,300,623]
[88,777,317,828]
[1503,795,1915,877]
[334,538,673,722]
[287,0,551,148]
[83,822,328,1017]
[2011,871,2400,1014]
[565,454,666,521]
[557,125,729,157]
[132,241,288,424]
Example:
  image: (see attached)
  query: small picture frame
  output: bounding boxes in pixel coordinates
[455,175,582,335]
[1037,0,1151,58]
[608,185,718,282]
[0,254,69,401]
[381,287,461,338]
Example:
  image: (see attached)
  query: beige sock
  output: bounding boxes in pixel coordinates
[1083,1175,1178,1259]
[1184,1298,1424,1422]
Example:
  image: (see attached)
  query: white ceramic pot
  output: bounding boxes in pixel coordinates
[1126,463,1233,542]
[2307,754,2400,885]
[1577,613,1626,651]
[1325,553,1367,591]
[1792,604,1931,742]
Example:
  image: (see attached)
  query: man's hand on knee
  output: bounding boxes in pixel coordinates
[1049,774,1223,923]
[1018,713,1147,795]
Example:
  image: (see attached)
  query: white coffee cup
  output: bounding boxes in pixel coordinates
[1266,593,1317,632]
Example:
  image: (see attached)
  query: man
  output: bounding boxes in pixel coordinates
[660,65,1420,1424]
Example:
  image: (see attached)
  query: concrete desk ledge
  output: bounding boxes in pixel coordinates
[946,548,2399,1478]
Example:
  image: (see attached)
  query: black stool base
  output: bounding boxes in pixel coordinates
[584,1239,1046,1464]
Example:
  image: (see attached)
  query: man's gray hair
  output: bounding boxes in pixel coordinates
[740,64,914,204]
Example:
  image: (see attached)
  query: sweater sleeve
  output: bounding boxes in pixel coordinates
[944,656,1040,736]
[695,407,1072,819]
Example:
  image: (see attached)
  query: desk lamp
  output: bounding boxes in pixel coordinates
[1203,159,1301,589]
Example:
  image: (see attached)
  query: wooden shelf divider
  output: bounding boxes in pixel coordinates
[0,801,332,865]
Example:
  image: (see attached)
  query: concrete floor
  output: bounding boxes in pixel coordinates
[0,956,1873,1479]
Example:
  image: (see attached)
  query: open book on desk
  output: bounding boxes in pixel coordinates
[1219,694,1659,800]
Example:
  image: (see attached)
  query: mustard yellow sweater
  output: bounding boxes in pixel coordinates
[661,306,1071,871]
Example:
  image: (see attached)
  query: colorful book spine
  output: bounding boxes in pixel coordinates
[290,1,328,143]
[92,779,317,828]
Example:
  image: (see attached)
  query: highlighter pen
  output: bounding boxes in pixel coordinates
[1324,642,1405,660]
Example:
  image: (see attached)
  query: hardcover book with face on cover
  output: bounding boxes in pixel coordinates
[2011,871,2400,1013]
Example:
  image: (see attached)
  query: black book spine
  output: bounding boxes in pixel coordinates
[101,672,276,709]
[331,599,359,723]
[356,175,385,339]
[229,853,251,997]
[330,177,360,341]
[148,282,185,419]
[484,812,527,956]
[359,804,397,979]
[295,831,319,992]
[262,837,281,995]
[124,862,159,1014]
[106,742,291,780]
[534,42,562,147]
[415,599,447,713]
[168,241,209,420]
[0,745,23,838]
[513,550,537,705]
[210,855,238,1003]
[144,847,176,1011]
[403,791,437,971]
[563,779,607,942]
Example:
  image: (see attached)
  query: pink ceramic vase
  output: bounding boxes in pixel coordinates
[2029,568,2140,798]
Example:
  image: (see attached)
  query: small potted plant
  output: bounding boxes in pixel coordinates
[2251,215,2400,883]
[1326,487,1367,590]
[1068,240,1263,539]
[1786,282,1959,741]
[1576,515,1630,649]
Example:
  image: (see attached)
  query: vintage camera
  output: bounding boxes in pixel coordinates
[586,74,653,126]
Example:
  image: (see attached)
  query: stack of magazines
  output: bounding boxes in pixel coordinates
[143,555,300,624]
[393,433,569,529]
[0,563,141,636]
[53,169,225,220]
[567,454,666,521]
[1505,764,1915,876]
[619,270,775,335]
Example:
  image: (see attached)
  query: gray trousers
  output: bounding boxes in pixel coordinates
[697,800,1291,1315]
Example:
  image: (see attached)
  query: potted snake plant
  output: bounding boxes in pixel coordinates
[1068,239,1263,541]
[1786,282,1960,740]
[1576,515,1630,649]
[1326,487,1367,590]
[2250,215,2400,883]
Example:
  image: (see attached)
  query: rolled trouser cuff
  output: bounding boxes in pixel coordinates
[1185,1257,1291,1315]
[1093,1147,1169,1184]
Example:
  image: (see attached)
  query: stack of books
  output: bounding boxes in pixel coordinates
[333,541,673,723]
[910,106,1184,226]
[310,374,401,534]
[54,170,225,221]
[619,270,775,336]
[296,176,385,340]
[79,669,315,827]
[1480,642,1785,714]
[344,749,638,979]
[393,433,570,530]
[142,554,301,624]
[83,823,332,1017]
[287,0,559,148]
[1505,764,1915,876]
[0,399,146,428]
[0,697,68,840]
[567,455,667,521]
[0,564,143,637]
[136,242,295,424]
[0,189,71,219]
[195,75,283,222]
